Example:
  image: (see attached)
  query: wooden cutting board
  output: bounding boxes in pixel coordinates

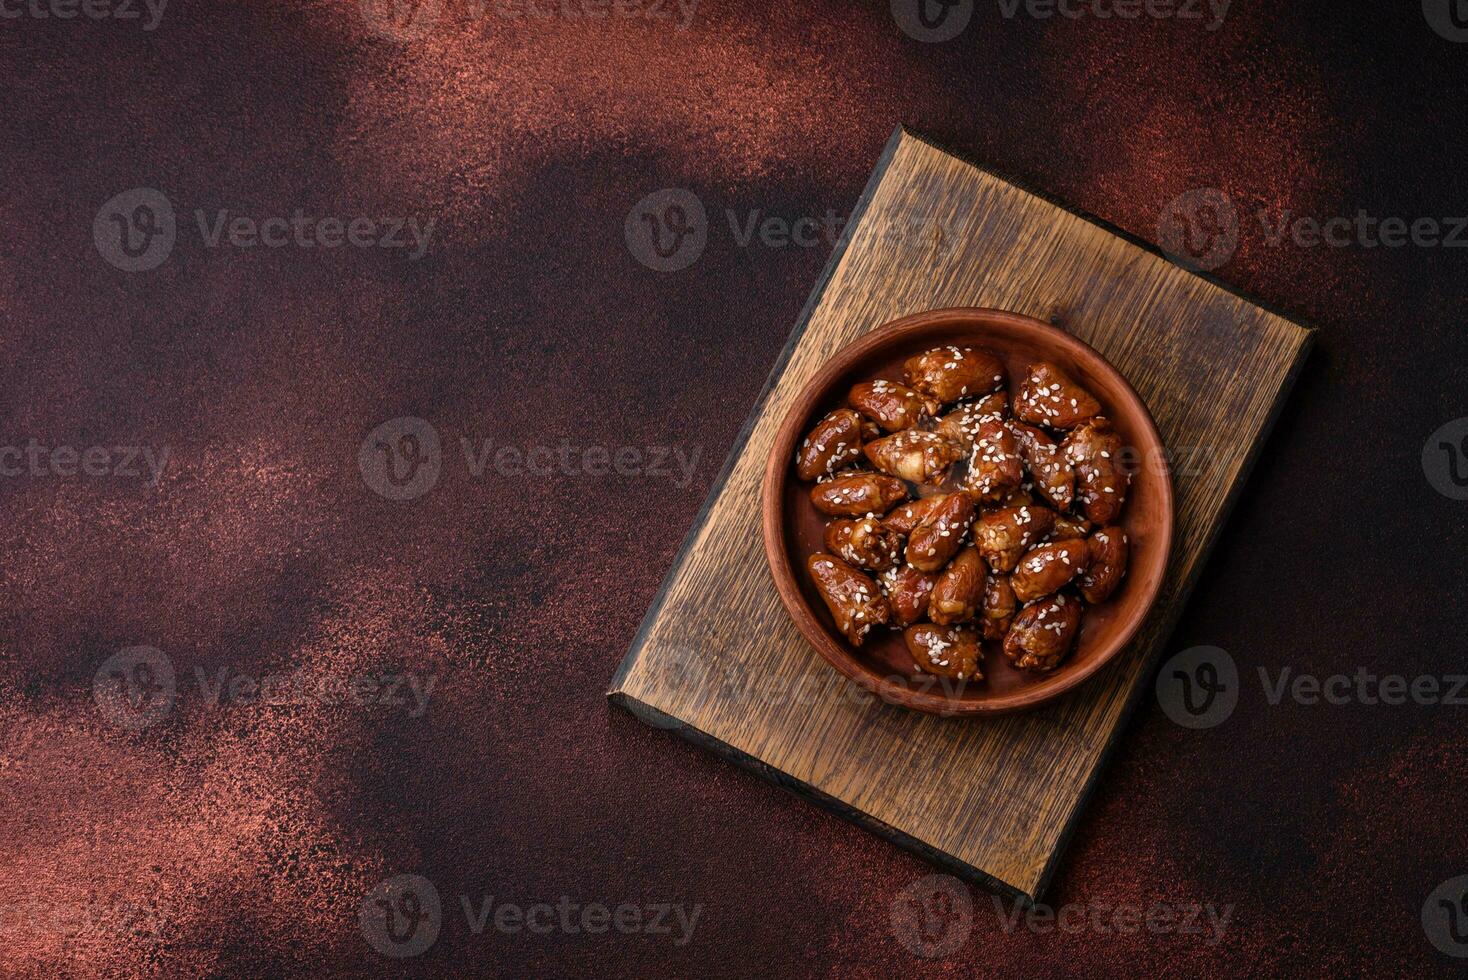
[607,127,1312,903]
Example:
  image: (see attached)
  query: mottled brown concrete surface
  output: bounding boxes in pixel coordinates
[2,0,1466,975]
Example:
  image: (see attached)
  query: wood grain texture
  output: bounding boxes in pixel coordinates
[607,127,1312,903]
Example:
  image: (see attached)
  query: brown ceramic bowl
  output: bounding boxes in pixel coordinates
[762,307,1173,715]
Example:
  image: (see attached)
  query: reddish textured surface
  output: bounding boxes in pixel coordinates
[2,1,1466,975]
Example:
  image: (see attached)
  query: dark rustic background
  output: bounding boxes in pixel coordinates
[2,0,1465,975]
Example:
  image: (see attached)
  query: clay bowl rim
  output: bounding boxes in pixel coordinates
[760,306,1174,716]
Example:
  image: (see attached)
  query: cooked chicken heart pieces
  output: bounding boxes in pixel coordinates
[795,408,866,481]
[848,380,938,433]
[930,545,984,625]
[961,417,1024,503]
[1048,513,1092,541]
[974,503,1055,572]
[1010,421,1074,512]
[902,346,1006,405]
[980,572,1017,641]
[881,495,947,535]
[880,563,939,627]
[1003,593,1082,672]
[906,492,976,572]
[904,624,983,681]
[863,429,963,484]
[1078,526,1129,603]
[824,517,902,572]
[810,472,908,518]
[807,554,890,646]
[792,344,1138,681]
[1010,538,1089,603]
[1014,361,1102,429]
[1061,417,1131,524]
[935,391,1008,451]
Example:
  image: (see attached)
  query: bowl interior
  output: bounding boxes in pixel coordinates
[765,309,1172,714]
